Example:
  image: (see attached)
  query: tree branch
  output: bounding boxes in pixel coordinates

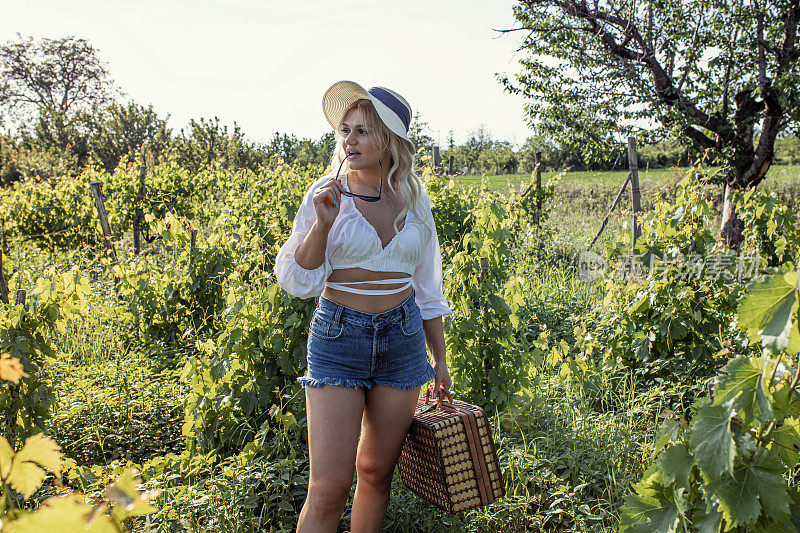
[684,125,719,150]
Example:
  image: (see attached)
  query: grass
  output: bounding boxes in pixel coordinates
[457,167,685,190]
[456,164,800,191]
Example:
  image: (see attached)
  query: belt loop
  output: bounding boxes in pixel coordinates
[333,303,344,325]
[400,299,409,323]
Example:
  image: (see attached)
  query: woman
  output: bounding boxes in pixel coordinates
[274,81,452,532]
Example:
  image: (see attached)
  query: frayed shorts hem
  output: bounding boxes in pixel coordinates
[297,367,435,391]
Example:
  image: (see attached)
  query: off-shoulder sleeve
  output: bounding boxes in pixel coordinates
[274,178,332,299]
[411,194,453,320]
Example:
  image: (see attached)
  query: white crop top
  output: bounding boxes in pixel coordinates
[274,172,453,320]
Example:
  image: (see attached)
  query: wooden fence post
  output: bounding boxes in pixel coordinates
[448,155,454,175]
[432,145,441,171]
[535,152,543,213]
[478,256,491,399]
[628,136,642,251]
[89,181,119,265]
[0,220,8,305]
[5,289,26,446]
[134,162,146,255]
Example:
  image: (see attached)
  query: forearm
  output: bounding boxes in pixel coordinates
[293,220,331,270]
[423,316,446,363]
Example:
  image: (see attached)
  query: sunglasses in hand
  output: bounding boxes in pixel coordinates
[335,157,383,202]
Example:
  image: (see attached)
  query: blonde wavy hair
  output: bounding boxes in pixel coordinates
[329,99,426,234]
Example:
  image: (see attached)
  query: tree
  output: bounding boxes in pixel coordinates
[499,0,800,238]
[518,135,561,172]
[0,34,114,126]
[462,126,493,174]
[294,131,335,169]
[478,142,519,175]
[90,101,172,172]
[408,109,434,158]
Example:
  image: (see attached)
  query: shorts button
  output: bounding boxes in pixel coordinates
[373,316,379,323]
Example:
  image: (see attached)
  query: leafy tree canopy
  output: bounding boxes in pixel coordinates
[499,0,800,188]
[0,34,115,126]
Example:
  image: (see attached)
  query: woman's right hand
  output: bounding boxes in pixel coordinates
[312,178,344,228]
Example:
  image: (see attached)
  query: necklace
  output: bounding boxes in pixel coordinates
[355,174,393,207]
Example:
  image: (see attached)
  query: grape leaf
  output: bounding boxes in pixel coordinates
[708,449,790,527]
[770,417,800,469]
[771,383,794,419]
[0,436,14,479]
[714,356,774,425]
[691,503,722,533]
[689,401,736,478]
[659,443,693,490]
[787,320,800,356]
[619,493,679,533]
[653,417,682,456]
[15,433,62,477]
[761,298,798,353]
[0,352,29,384]
[789,489,800,531]
[4,434,63,499]
[738,273,797,353]
[7,461,47,499]
[4,494,117,532]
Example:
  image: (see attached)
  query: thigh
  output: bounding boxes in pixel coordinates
[356,385,421,476]
[306,384,365,484]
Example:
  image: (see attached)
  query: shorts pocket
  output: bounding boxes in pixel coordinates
[310,312,345,340]
[399,309,423,337]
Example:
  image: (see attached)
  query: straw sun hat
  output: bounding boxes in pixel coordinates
[322,81,414,147]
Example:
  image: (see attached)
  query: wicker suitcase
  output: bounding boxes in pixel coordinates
[398,389,504,514]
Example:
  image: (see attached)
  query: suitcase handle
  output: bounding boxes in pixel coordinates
[424,386,453,407]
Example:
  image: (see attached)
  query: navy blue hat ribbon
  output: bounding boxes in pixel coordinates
[368,87,411,132]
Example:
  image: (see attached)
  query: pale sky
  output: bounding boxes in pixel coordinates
[2,0,533,147]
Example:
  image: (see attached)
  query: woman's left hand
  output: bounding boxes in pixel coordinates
[431,358,451,396]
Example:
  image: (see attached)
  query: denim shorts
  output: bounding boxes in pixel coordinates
[298,291,435,390]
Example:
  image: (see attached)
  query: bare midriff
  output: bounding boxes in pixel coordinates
[322,267,412,314]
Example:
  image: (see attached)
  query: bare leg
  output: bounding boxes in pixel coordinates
[297,385,365,533]
[349,385,421,533]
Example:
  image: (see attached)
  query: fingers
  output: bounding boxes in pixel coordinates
[314,179,341,208]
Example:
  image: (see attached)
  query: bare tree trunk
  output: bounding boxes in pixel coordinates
[720,183,745,253]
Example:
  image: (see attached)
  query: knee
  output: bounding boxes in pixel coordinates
[306,478,352,518]
[356,456,394,489]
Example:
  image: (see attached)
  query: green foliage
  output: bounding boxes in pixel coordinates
[90,101,171,173]
[181,281,314,455]
[775,135,800,165]
[423,169,478,251]
[0,174,102,248]
[0,432,156,531]
[731,186,800,267]
[620,267,800,532]
[115,213,233,343]
[215,162,318,263]
[444,188,531,410]
[169,117,273,174]
[47,345,185,466]
[587,170,748,385]
[0,269,90,445]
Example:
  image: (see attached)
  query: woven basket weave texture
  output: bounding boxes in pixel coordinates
[398,399,504,514]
